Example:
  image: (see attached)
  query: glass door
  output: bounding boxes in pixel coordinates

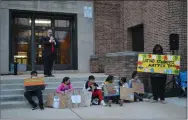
[10,11,77,71]
[12,17,32,70]
[34,18,51,70]
[54,30,72,70]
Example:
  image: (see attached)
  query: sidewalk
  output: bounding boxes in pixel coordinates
[1,102,186,120]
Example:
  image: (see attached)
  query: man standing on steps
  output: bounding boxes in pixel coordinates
[42,29,59,77]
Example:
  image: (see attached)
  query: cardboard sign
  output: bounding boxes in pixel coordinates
[103,84,119,97]
[132,82,144,94]
[46,89,85,109]
[24,77,45,86]
[120,87,134,101]
[137,54,180,75]
[80,90,92,107]
[46,93,69,109]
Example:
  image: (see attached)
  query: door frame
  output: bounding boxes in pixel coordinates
[9,9,78,71]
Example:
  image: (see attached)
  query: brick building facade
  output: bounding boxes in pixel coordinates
[91,1,187,91]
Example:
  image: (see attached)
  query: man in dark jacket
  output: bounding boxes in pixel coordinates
[42,29,59,77]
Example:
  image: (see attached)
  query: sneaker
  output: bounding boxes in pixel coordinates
[92,98,99,105]
[100,100,107,106]
[119,100,123,106]
[32,105,39,110]
[108,100,112,107]
[160,100,167,104]
[149,100,158,103]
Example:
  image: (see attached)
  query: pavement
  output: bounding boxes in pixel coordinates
[0,100,187,120]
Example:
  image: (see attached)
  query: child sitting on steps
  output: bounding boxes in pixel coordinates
[129,71,143,102]
[85,75,106,106]
[103,75,120,107]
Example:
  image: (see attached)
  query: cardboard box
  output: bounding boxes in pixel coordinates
[132,82,144,94]
[120,87,134,101]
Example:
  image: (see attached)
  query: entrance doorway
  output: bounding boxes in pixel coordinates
[130,24,144,52]
[10,10,78,71]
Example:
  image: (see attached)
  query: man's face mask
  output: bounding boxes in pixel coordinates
[156,49,162,54]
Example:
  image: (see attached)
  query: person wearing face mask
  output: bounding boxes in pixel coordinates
[150,44,167,104]
[42,29,59,77]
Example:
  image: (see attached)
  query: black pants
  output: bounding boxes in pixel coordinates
[104,96,119,103]
[24,90,43,108]
[151,77,166,101]
[134,93,143,101]
[44,54,55,75]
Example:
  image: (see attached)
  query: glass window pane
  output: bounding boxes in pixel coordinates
[55,20,70,27]
[14,30,31,69]
[35,19,51,27]
[55,31,71,64]
[15,18,31,27]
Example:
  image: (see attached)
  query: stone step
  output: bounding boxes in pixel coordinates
[0,74,120,109]
[0,87,83,102]
[0,77,109,84]
[0,81,106,95]
[1,81,105,90]
[1,88,56,95]
[1,101,32,109]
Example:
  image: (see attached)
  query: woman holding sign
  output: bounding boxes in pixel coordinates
[150,44,167,104]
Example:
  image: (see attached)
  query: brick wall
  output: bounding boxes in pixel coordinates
[92,1,121,72]
[93,0,187,72]
[168,0,187,70]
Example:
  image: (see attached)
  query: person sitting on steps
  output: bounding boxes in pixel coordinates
[85,75,106,106]
[129,71,143,102]
[116,77,129,106]
[103,75,119,107]
[24,70,44,110]
[56,77,74,94]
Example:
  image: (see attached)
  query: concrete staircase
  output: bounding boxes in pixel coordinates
[0,74,116,109]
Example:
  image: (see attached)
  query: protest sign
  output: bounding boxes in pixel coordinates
[120,87,134,101]
[132,82,144,94]
[137,54,180,75]
[103,84,119,97]
[24,77,45,86]
[24,77,46,91]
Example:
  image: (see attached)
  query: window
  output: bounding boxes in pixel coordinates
[15,18,31,27]
[55,20,70,27]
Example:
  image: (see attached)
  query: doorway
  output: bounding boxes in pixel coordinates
[10,10,78,71]
[130,24,144,52]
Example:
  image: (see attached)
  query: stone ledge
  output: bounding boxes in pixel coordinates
[105,51,152,57]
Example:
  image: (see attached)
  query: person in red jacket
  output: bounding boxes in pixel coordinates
[85,75,106,106]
